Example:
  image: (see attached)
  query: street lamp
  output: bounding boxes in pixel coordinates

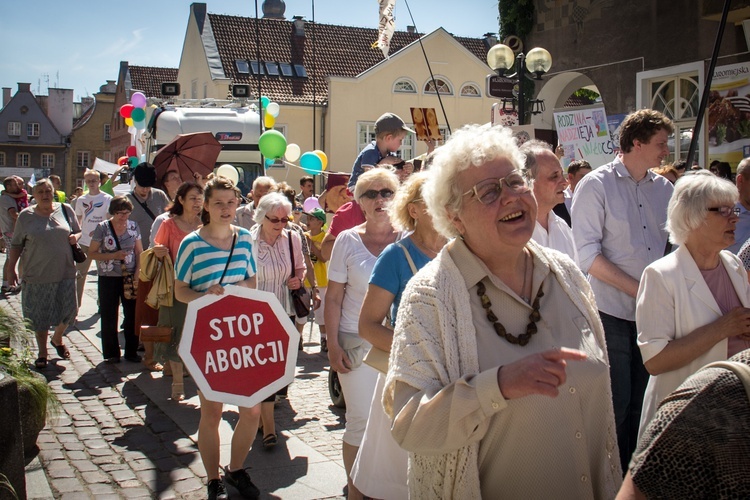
[486,43,552,125]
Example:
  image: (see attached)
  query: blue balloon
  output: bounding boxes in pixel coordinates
[265,158,275,167]
[300,152,323,175]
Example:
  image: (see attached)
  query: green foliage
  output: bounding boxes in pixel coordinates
[498,0,535,39]
[573,88,601,102]
[0,309,57,417]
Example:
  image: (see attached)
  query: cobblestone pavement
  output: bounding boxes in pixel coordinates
[5,263,348,499]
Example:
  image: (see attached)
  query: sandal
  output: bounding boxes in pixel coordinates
[50,339,70,359]
[171,382,184,401]
[262,433,277,449]
[34,357,47,369]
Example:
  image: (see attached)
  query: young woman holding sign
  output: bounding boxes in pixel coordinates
[174,177,260,500]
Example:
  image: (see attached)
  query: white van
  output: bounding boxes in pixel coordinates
[146,104,264,195]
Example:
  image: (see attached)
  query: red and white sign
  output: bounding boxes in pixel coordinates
[179,285,300,407]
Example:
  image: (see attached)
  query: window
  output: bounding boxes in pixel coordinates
[102,151,112,162]
[0,152,5,166]
[41,153,55,168]
[27,123,40,137]
[235,60,250,74]
[424,77,453,95]
[265,62,280,76]
[393,79,417,93]
[77,151,90,168]
[279,63,294,77]
[16,153,30,167]
[8,122,21,136]
[103,124,110,141]
[250,61,265,76]
[358,123,415,160]
[191,79,198,99]
[294,64,308,78]
[460,83,481,97]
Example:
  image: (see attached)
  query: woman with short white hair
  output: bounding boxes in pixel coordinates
[636,169,750,438]
[251,191,306,449]
[325,168,400,500]
[383,124,620,498]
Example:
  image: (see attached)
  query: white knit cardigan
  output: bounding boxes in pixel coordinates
[383,239,621,499]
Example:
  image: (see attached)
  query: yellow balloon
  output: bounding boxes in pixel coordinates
[264,113,275,129]
[313,150,328,171]
[124,117,134,127]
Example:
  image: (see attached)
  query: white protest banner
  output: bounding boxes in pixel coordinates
[554,105,616,169]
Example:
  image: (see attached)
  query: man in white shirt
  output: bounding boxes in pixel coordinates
[75,169,112,306]
[520,140,578,263]
[572,109,674,472]
[728,157,750,253]
[564,159,592,214]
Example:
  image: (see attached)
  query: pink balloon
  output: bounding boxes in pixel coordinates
[131,92,147,108]
[303,196,321,212]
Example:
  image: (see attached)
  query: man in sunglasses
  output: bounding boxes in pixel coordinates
[572,109,675,473]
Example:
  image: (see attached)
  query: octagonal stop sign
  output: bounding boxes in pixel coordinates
[179,285,300,407]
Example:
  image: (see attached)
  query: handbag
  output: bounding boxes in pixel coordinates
[139,325,173,343]
[109,221,137,300]
[288,231,310,317]
[60,203,87,263]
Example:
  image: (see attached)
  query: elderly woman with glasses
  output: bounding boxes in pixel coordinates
[7,179,80,368]
[383,124,621,498]
[636,170,750,439]
[250,192,307,449]
[88,196,143,363]
[325,168,401,500]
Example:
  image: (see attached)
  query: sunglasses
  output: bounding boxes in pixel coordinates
[360,189,395,200]
[265,215,291,224]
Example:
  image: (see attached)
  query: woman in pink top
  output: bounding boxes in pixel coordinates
[153,181,204,401]
[636,170,750,440]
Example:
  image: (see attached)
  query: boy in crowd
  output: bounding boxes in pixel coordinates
[347,112,414,190]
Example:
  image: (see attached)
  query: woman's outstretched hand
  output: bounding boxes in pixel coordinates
[497,347,588,399]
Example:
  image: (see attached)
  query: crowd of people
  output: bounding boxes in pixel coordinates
[4,108,750,498]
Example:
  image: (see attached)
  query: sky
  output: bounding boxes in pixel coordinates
[1,0,500,102]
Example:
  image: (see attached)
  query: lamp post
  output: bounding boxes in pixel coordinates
[486,43,552,125]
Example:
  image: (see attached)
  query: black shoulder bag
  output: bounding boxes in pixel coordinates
[288,230,310,317]
[60,204,87,263]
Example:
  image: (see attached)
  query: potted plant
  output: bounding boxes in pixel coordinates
[0,308,57,460]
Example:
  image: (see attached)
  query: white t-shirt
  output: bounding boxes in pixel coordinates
[327,228,380,333]
[74,191,112,246]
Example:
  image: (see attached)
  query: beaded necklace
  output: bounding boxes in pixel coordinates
[477,282,544,346]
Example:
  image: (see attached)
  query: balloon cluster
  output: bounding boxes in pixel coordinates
[255,96,329,176]
[118,92,148,167]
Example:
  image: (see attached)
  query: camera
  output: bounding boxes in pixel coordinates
[119,169,131,183]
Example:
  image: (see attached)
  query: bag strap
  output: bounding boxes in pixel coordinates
[130,192,157,220]
[59,204,76,235]
[702,360,750,402]
[108,220,122,250]
[396,241,418,275]
[218,231,237,285]
[287,229,296,279]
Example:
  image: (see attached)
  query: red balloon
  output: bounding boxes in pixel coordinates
[126,146,137,157]
[117,156,129,166]
[119,104,134,118]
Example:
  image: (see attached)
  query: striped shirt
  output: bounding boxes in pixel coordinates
[175,227,256,292]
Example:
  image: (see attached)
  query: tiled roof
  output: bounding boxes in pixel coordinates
[128,66,179,98]
[208,14,489,105]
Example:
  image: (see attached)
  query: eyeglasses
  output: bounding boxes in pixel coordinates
[360,189,395,200]
[462,171,529,205]
[265,215,291,224]
[115,210,132,216]
[707,206,741,217]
